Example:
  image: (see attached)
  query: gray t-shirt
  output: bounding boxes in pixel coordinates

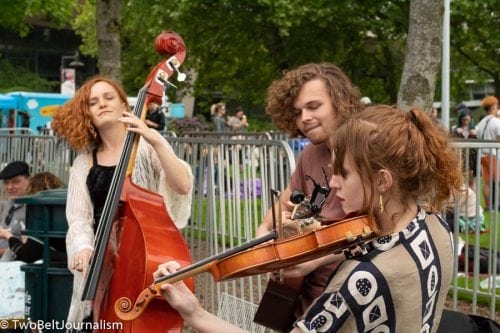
[212,115,229,132]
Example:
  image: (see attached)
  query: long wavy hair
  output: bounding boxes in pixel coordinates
[51,76,130,151]
[266,63,362,137]
[28,172,64,194]
[333,105,463,221]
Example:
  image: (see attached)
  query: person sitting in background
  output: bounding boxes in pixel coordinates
[155,105,461,333]
[454,102,470,119]
[452,109,479,191]
[452,109,477,139]
[145,98,166,132]
[448,184,485,233]
[28,172,65,193]
[0,172,64,263]
[0,161,30,260]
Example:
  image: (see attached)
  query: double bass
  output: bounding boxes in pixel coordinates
[80,31,193,332]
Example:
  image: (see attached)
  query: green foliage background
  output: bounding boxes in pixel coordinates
[0,60,58,93]
[0,0,498,128]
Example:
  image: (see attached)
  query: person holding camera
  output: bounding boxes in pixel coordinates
[228,106,249,133]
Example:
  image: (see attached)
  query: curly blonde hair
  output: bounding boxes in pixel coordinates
[266,63,362,137]
[51,76,130,151]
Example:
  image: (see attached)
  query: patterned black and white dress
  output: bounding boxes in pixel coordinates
[295,208,454,333]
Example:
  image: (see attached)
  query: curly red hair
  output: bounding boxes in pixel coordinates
[266,63,362,137]
[52,76,130,151]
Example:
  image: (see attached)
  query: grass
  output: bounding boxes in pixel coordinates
[460,210,500,248]
[451,194,500,309]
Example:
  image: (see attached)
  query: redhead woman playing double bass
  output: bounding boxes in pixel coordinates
[155,105,462,332]
[52,76,193,326]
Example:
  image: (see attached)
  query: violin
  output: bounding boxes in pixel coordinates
[114,214,377,321]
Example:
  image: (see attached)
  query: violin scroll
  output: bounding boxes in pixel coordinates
[115,285,162,321]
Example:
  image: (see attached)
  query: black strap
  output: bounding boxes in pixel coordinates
[92,148,98,166]
[480,116,494,140]
[5,205,22,226]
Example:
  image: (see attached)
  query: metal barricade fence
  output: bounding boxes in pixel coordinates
[446,140,500,321]
[268,132,310,160]
[166,136,295,318]
[0,132,498,323]
[181,131,272,140]
[0,134,73,199]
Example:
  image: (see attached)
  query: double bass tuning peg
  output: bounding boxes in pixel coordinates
[167,58,186,82]
[176,70,186,82]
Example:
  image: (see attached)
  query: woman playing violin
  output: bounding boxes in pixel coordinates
[51,76,193,326]
[155,105,462,332]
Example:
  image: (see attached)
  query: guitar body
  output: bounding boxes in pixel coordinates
[254,201,317,332]
[253,277,303,332]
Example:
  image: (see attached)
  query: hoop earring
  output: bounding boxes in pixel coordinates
[379,194,384,214]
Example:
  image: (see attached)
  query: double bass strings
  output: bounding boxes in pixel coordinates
[81,85,149,301]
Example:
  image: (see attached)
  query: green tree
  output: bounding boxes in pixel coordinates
[119,0,411,108]
[71,0,122,82]
[0,0,76,91]
[451,0,499,98]
[6,0,494,121]
[0,0,75,36]
[0,60,57,92]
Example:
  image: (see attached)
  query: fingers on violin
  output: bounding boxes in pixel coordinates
[165,260,181,271]
[153,267,166,279]
[154,261,181,278]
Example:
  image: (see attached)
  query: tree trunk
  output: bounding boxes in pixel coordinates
[96,0,122,83]
[398,0,443,112]
[494,77,500,99]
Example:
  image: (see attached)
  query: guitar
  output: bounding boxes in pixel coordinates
[254,172,330,332]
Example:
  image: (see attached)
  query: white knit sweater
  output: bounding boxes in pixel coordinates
[65,138,193,324]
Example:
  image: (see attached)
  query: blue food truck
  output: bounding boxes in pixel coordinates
[0,92,71,134]
[0,92,185,134]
